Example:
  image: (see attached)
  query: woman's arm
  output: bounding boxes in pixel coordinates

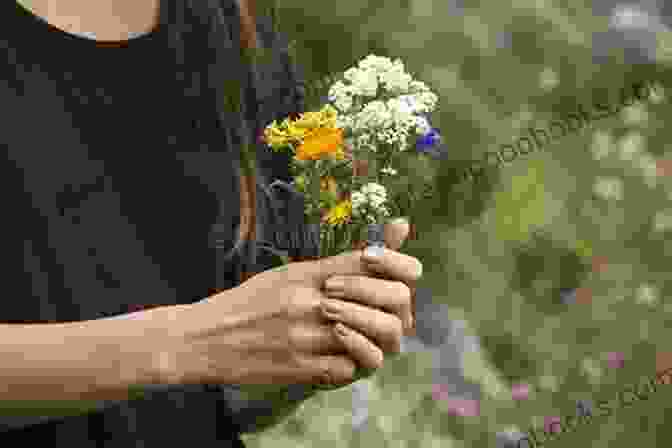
[0,305,180,421]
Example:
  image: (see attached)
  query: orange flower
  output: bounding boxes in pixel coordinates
[295,127,345,161]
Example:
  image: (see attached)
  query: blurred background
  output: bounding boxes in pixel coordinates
[243,1,672,447]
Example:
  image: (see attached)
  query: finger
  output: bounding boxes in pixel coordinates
[332,322,384,371]
[309,248,422,289]
[322,275,412,332]
[290,322,348,355]
[383,217,411,251]
[360,246,423,285]
[320,297,402,354]
[302,354,358,387]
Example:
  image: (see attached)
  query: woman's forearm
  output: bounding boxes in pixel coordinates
[0,305,180,419]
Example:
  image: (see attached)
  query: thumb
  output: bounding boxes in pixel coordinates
[383,217,411,251]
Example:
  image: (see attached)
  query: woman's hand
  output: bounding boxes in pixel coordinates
[163,219,421,389]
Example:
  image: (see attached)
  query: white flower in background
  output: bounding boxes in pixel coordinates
[635,283,659,306]
[649,83,666,104]
[581,358,603,383]
[537,374,560,392]
[618,132,645,161]
[590,130,614,160]
[653,209,672,232]
[593,176,624,201]
[638,153,659,188]
[380,166,398,176]
[621,103,649,126]
[539,67,559,91]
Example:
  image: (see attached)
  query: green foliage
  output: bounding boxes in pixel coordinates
[244,2,672,448]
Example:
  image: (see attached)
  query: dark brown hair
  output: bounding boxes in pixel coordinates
[160,0,273,288]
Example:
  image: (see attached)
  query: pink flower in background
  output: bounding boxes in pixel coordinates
[607,352,625,369]
[591,255,609,273]
[445,398,480,417]
[656,159,672,177]
[431,383,450,402]
[575,287,593,305]
[511,383,531,400]
[544,416,562,434]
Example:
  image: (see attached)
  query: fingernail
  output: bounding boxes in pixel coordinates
[324,277,345,291]
[334,322,348,337]
[362,245,384,263]
[321,299,341,314]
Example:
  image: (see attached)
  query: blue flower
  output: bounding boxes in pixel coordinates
[415,127,449,160]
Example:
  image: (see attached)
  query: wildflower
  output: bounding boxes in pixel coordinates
[635,283,659,306]
[593,177,623,200]
[617,132,645,161]
[295,127,345,161]
[544,416,562,434]
[445,398,480,417]
[380,166,398,176]
[606,352,625,369]
[263,121,293,150]
[322,200,352,226]
[653,209,672,232]
[511,383,531,401]
[416,127,448,159]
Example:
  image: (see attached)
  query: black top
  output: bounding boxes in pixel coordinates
[0,0,308,445]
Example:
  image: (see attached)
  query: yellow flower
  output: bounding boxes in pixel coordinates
[295,127,345,161]
[294,105,339,129]
[323,200,352,226]
[284,120,315,141]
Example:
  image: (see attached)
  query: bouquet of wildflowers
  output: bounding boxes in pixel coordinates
[263,55,446,259]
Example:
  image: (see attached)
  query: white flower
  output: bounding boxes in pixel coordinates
[581,358,603,382]
[415,115,431,135]
[328,81,354,113]
[381,166,398,176]
[413,91,439,113]
[379,64,412,93]
[349,68,379,97]
[649,83,666,104]
[639,153,659,188]
[386,97,417,129]
[653,209,672,232]
[593,176,623,201]
[351,182,390,221]
[357,55,395,74]
[539,67,559,91]
[621,103,649,126]
[618,132,645,161]
[590,130,614,160]
[357,101,393,129]
[537,374,560,392]
[408,80,431,93]
[635,283,659,306]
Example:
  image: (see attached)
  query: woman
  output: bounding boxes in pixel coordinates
[0,0,422,446]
